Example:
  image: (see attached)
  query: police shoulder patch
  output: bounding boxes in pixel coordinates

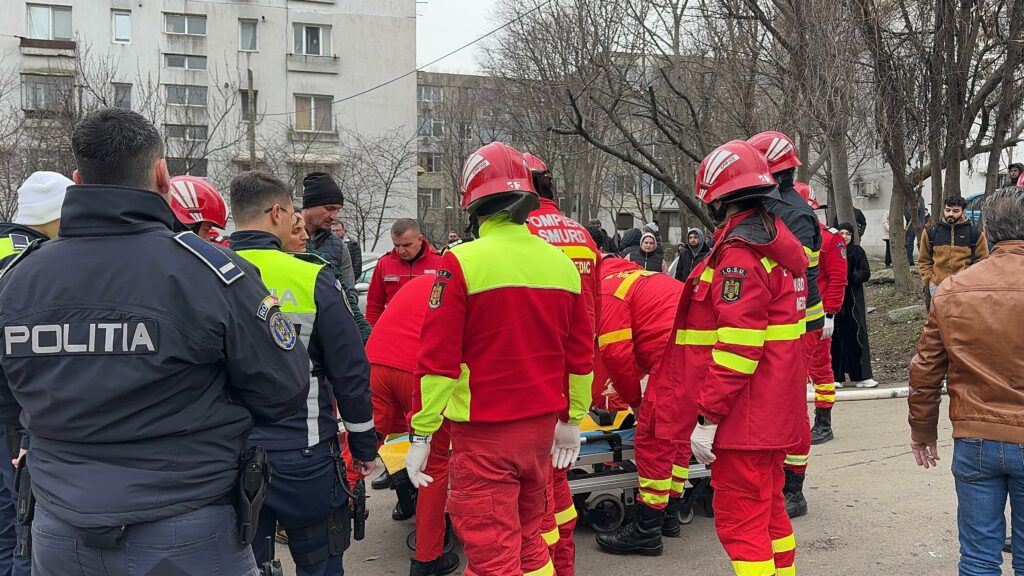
[268,311,297,350]
[256,295,278,321]
[8,234,30,252]
[428,281,446,309]
[174,232,245,285]
[722,277,743,303]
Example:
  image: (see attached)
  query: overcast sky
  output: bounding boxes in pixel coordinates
[416,0,493,74]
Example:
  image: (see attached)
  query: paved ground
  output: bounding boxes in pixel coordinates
[277,394,1012,575]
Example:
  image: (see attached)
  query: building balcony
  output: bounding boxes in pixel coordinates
[286,54,340,74]
[19,37,76,58]
[288,128,340,143]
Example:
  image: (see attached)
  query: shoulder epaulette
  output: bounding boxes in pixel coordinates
[173,231,245,285]
[0,239,43,282]
[8,234,30,252]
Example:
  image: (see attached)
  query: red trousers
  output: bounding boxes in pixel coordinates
[803,329,835,409]
[784,409,811,475]
[541,467,577,575]
[448,415,556,576]
[345,364,415,485]
[636,389,691,510]
[415,421,451,562]
[712,449,796,576]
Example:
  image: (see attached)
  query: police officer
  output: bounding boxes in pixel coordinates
[228,170,378,576]
[0,108,311,575]
[0,170,70,576]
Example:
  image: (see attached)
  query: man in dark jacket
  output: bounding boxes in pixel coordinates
[919,196,989,309]
[619,228,665,271]
[302,173,355,290]
[333,221,362,275]
[674,228,710,281]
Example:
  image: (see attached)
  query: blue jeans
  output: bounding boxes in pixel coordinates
[953,438,1024,575]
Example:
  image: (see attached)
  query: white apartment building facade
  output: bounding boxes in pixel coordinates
[0,0,417,247]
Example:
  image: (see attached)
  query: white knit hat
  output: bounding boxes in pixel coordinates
[15,171,72,226]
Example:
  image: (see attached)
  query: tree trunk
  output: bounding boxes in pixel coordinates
[826,125,857,238]
[888,174,916,291]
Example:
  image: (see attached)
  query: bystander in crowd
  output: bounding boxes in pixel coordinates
[831,222,876,388]
[918,196,988,310]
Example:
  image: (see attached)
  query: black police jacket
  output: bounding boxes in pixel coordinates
[0,185,310,528]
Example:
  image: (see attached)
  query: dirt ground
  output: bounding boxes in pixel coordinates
[859,259,924,385]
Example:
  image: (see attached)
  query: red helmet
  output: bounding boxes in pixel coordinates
[1017,172,1024,187]
[523,152,549,173]
[793,182,823,209]
[747,131,802,173]
[169,176,228,229]
[695,140,775,204]
[460,142,538,215]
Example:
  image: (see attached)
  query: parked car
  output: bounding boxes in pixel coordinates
[965,192,984,227]
[355,254,380,314]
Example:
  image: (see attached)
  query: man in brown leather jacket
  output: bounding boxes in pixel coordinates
[908,187,1024,573]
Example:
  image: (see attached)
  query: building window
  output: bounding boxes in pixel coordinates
[417,116,444,138]
[239,19,258,51]
[167,158,208,177]
[418,188,443,210]
[21,74,71,112]
[293,24,331,56]
[111,10,131,43]
[294,95,333,131]
[164,13,206,36]
[480,107,495,119]
[165,124,208,141]
[164,54,207,71]
[239,89,258,120]
[417,85,443,103]
[27,4,72,41]
[166,85,208,107]
[113,83,132,109]
[419,152,442,173]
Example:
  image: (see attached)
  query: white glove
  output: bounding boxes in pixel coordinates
[690,422,718,465]
[405,439,433,488]
[551,421,581,469]
[821,316,835,340]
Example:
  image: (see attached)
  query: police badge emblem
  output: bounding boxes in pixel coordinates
[722,278,742,302]
[428,281,446,309]
[269,311,297,350]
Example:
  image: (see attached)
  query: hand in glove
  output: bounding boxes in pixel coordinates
[821,315,835,340]
[405,438,433,488]
[551,421,581,469]
[690,422,718,465]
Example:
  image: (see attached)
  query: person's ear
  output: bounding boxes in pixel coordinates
[154,159,171,196]
[72,170,82,185]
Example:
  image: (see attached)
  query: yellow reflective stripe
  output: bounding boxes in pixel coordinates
[638,477,672,491]
[760,257,777,273]
[805,301,824,321]
[776,566,796,576]
[542,527,559,546]
[412,369,465,435]
[814,382,836,393]
[555,505,578,526]
[567,371,593,425]
[598,328,633,348]
[675,329,718,346]
[731,559,776,576]
[700,266,715,282]
[638,491,670,506]
[524,558,555,576]
[772,533,796,553]
[670,479,685,494]
[765,322,804,341]
[613,270,648,299]
[712,349,758,375]
[671,465,690,480]
[815,393,834,402]
[804,246,820,267]
[718,327,766,347]
[784,455,809,466]
[560,245,598,263]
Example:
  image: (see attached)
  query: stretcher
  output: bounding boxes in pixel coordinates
[376,408,712,539]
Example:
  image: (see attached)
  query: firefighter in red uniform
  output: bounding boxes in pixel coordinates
[168,175,228,242]
[593,256,692,556]
[523,152,599,575]
[406,142,594,576]
[656,140,808,576]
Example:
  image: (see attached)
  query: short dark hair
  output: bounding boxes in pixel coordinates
[229,171,292,225]
[944,196,967,209]
[391,218,420,237]
[71,108,163,188]
[531,171,556,200]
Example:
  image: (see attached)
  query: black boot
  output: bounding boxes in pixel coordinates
[783,468,808,519]
[595,503,664,556]
[371,470,393,490]
[661,498,682,537]
[810,407,834,445]
[409,551,460,576]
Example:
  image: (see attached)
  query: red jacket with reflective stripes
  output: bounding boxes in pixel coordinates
[366,239,444,326]
[526,198,601,331]
[598,257,684,407]
[654,209,808,451]
[365,275,433,373]
[817,225,848,315]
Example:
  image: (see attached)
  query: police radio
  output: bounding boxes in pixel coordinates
[259,536,284,576]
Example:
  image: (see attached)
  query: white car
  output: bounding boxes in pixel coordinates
[355,254,380,314]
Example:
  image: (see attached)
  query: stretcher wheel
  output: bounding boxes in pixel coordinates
[676,508,694,525]
[585,494,626,533]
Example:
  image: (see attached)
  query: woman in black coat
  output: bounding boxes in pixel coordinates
[831,222,877,387]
